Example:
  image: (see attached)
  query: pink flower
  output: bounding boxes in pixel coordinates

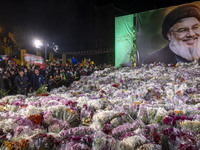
[112,120,140,139]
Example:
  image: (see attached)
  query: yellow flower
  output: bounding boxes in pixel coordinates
[4,141,12,150]
[174,110,184,114]
[0,106,4,112]
[134,101,141,105]
[180,120,187,127]
[4,139,29,150]
[66,108,78,115]
[131,101,141,106]
[189,94,195,98]
[18,139,29,149]
[82,117,92,126]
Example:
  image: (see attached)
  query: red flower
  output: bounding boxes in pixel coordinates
[83,104,87,109]
[152,132,161,144]
[28,114,42,125]
[164,117,172,125]
[120,113,125,116]
[170,134,176,141]
[163,128,173,136]
[112,83,120,88]
[103,122,112,134]
[180,143,195,150]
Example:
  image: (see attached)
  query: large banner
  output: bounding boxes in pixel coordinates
[24,54,44,65]
[21,49,26,64]
[137,1,200,65]
[115,1,200,66]
[115,14,136,67]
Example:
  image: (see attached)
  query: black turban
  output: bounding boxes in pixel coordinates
[162,4,200,40]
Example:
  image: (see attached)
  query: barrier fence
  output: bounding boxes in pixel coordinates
[57,48,114,56]
[0,75,78,98]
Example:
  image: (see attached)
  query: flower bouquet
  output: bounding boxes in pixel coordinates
[34,84,49,96]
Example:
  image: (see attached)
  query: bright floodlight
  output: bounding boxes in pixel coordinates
[34,40,43,48]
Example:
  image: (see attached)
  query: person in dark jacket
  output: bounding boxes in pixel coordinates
[53,68,60,78]
[8,69,17,94]
[24,68,31,80]
[144,4,200,64]
[30,68,44,91]
[14,69,28,95]
[3,70,11,92]
[0,68,4,90]
[24,67,32,93]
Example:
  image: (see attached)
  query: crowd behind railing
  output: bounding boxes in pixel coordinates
[0,59,112,97]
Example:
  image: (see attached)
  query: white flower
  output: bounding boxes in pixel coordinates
[76,96,89,108]
[4,104,18,112]
[134,128,143,135]
[0,118,17,133]
[182,105,199,115]
[119,135,147,150]
[153,107,168,124]
[87,100,102,110]
[0,95,26,104]
[147,107,158,123]
[25,96,40,103]
[92,110,120,124]
[19,105,43,116]
[174,83,187,94]
[90,121,102,131]
[165,89,174,99]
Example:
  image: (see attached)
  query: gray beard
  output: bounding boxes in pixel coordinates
[169,36,200,61]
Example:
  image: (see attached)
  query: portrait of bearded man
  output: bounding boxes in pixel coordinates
[144,4,200,64]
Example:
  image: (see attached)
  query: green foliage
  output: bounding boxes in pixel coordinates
[0,89,8,98]
[130,48,137,64]
[16,88,24,95]
[35,84,48,94]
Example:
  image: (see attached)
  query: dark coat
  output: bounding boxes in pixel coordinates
[144,45,191,65]
[0,73,4,90]
[14,75,28,90]
[8,74,16,87]
[30,74,44,91]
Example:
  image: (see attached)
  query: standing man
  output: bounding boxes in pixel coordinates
[14,69,28,95]
[145,4,200,64]
[8,69,17,94]
[0,68,4,90]
[30,68,44,91]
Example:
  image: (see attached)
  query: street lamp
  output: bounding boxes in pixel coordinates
[34,39,58,84]
[34,40,43,48]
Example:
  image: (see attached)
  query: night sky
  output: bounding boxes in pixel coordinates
[0,0,197,53]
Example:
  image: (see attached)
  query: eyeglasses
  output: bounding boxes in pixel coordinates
[171,24,200,36]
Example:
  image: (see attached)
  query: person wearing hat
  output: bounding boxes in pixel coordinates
[144,4,200,64]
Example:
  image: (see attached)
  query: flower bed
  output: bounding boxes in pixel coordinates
[0,62,200,149]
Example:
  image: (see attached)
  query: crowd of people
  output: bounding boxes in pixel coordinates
[0,59,111,97]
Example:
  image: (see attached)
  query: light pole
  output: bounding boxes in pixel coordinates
[44,41,47,84]
[34,39,58,84]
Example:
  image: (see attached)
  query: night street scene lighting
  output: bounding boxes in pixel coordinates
[34,39,58,83]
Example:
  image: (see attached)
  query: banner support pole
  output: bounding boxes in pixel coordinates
[44,41,47,84]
